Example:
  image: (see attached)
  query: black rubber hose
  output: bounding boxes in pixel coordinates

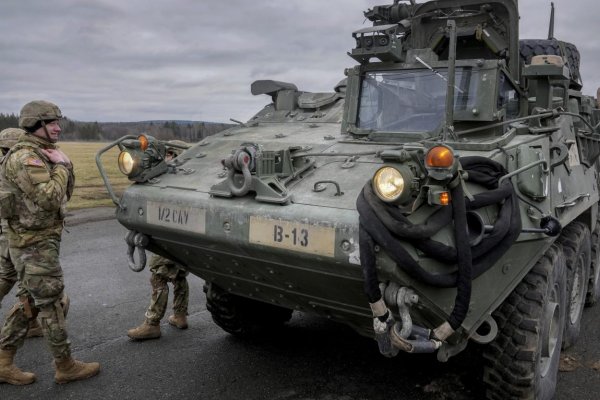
[356,156,522,301]
[359,226,382,304]
[357,192,458,287]
[447,182,472,330]
[363,185,453,239]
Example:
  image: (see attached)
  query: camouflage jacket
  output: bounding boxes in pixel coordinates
[2,134,74,247]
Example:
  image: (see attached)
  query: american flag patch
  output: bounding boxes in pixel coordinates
[25,157,44,167]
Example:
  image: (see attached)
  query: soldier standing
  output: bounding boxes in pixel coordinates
[128,142,190,340]
[127,255,190,340]
[0,128,43,338]
[0,100,100,385]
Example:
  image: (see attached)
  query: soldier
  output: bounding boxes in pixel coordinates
[128,141,190,340]
[0,100,100,385]
[0,128,43,338]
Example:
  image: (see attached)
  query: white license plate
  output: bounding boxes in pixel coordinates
[146,201,206,233]
[249,216,335,257]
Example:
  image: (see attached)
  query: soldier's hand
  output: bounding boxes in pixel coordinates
[41,148,72,166]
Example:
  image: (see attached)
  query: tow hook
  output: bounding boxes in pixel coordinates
[222,145,258,196]
[372,284,442,355]
[125,230,149,272]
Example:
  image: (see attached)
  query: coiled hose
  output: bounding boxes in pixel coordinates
[357,156,522,331]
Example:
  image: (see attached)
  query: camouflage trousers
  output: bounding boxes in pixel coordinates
[0,233,17,306]
[0,239,71,360]
[144,255,189,325]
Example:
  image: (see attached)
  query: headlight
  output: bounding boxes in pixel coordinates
[118,151,136,175]
[373,167,404,201]
[372,165,418,204]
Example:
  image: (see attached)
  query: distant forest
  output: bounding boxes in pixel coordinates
[0,113,232,142]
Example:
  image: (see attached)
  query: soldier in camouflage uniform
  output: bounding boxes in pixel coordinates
[128,142,190,340]
[0,128,43,338]
[0,100,100,385]
[0,128,21,303]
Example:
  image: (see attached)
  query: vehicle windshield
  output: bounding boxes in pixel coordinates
[357,67,479,133]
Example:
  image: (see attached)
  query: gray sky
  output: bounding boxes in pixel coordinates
[1,0,598,123]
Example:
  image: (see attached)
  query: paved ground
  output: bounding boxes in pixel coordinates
[0,208,598,399]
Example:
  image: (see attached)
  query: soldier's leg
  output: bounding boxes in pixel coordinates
[25,276,99,383]
[145,272,169,324]
[127,272,167,340]
[172,272,189,316]
[20,274,69,355]
[0,236,17,306]
[11,243,99,383]
[0,294,35,351]
[37,297,70,360]
[168,270,189,329]
[0,293,37,385]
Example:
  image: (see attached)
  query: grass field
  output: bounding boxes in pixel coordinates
[60,142,131,209]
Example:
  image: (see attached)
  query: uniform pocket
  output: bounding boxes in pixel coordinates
[16,239,62,276]
[0,189,15,218]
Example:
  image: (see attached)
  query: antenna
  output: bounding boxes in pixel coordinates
[547,2,555,40]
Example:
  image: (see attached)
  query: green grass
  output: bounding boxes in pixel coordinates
[60,142,131,209]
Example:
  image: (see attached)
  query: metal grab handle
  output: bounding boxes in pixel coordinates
[125,231,148,272]
[95,135,138,208]
[313,180,344,196]
[498,159,549,186]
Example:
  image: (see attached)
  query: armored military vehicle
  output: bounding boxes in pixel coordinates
[97,1,600,398]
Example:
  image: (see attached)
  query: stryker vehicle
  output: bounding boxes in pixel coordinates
[97,1,600,398]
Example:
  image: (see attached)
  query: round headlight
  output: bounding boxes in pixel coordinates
[118,151,135,175]
[373,167,405,202]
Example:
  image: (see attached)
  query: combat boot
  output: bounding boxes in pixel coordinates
[127,322,161,340]
[0,349,36,385]
[53,356,100,384]
[168,313,188,329]
[26,319,43,338]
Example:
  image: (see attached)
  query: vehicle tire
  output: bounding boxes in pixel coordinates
[483,244,567,400]
[519,39,582,89]
[203,282,293,338]
[586,212,600,306]
[556,222,590,349]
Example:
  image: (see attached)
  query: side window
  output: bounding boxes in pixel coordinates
[498,73,520,119]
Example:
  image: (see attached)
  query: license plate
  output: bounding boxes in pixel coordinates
[146,201,206,233]
[249,216,335,257]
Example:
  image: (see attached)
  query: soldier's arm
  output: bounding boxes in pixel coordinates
[6,150,71,211]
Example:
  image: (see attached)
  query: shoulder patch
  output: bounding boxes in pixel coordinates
[25,157,44,167]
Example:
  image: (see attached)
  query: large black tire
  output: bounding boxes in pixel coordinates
[556,222,590,349]
[586,213,600,306]
[519,39,582,90]
[204,282,293,338]
[483,244,567,400]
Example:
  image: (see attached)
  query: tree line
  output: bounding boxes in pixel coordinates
[0,113,232,142]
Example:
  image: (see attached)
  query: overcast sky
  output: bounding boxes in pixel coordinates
[1,0,598,123]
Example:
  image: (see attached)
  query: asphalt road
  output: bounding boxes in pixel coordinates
[0,209,599,400]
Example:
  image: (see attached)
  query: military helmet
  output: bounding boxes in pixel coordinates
[18,100,63,129]
[0,127,25,150]
[165,140,189,157]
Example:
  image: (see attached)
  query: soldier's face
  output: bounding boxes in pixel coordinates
[33,120,61,143]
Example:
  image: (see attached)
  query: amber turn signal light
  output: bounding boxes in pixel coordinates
[439,191,450,206]
[138,134,149,151]
[425,146,454,168]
